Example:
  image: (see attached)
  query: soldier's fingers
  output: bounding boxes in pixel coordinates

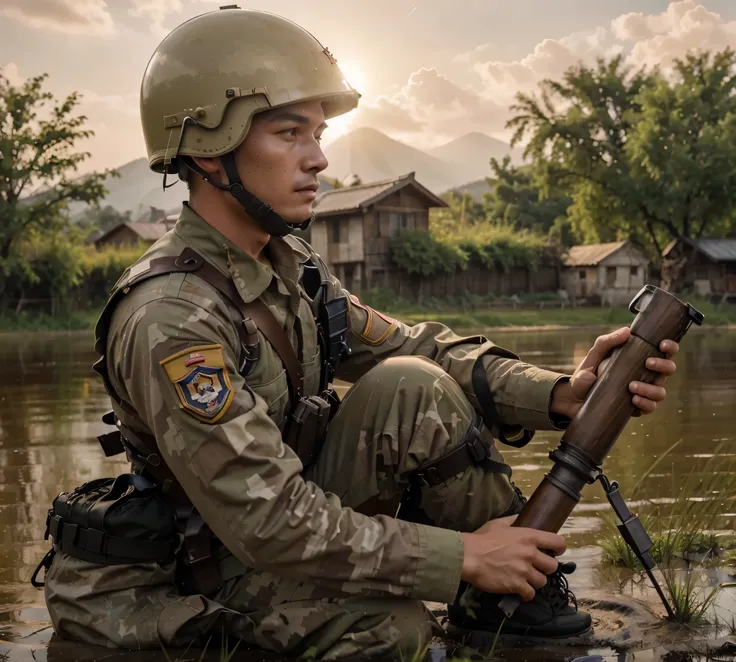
[532,551,559,576]
[528,568,548,590]
[516,580,536,602]
[660,339,679,356]
[527,530,566,557]
[581,328,630,370]
[630,382,666,402]
[632,395,657,414]
[646,357,676,376]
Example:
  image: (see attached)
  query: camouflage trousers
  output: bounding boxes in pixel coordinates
[44,356,521,658]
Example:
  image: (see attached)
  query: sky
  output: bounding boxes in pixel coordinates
[4,0,736,174]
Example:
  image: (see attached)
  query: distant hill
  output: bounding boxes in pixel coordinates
[427,132,524,186]
[67,159,335,221]
[323,127,457,193]
[324,128,522,193]
[65,158,187,221]
[61,130,521,219]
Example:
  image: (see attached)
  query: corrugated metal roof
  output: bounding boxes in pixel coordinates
[662,237,736,261]
[690,238,736,262]
[564,241,629,266]
[312,178,402,215]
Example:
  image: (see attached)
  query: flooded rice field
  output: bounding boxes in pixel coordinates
[0,327,734,661]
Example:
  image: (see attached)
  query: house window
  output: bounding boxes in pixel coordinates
[378,212,390,237]
[607,266,617,287]
[630,266,639,278]
[389,212,401,236]
[331,220,341,243]
[579,270,587,280]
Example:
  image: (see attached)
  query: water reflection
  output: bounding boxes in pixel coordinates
[0,327,734,661]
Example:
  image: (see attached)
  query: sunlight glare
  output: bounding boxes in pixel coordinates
[323,60,367,143]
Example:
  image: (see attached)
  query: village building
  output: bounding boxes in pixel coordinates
[563,240,650,305]
[308,172,448,294]
[94,221,175,249]
[662,238,736,297]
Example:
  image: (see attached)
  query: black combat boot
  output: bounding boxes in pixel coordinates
[447,561,592,642]
[447,479,591,640]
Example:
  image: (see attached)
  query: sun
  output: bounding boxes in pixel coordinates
[323,60,368,142]
[339,60,367,95]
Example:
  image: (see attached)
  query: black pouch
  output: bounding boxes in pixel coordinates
[32,474,178,587]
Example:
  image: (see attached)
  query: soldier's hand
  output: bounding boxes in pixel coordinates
[551,327,679,420]
[460,522,566,601]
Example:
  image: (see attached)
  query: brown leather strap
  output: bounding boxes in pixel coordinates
[410,413,512,487]
[142,248,304,397]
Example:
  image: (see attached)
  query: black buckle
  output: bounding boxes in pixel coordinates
[415,466,443,487]
[48,513,63,541]
[466,435,489,464]
[43,510,52,540]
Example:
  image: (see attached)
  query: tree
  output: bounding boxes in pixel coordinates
[508,50,736,288]
[485,156,573,241]
[431,190,490,237]
[0,71,113,298]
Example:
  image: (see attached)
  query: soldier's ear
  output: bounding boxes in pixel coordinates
[191,156,221,176]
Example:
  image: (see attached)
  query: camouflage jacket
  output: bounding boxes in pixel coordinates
[98,202,569,604]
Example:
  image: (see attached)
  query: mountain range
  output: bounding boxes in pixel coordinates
[69,129,523,221]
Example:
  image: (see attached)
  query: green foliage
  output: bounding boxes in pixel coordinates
[661,568,721,625]
[452,225,549,272]
[0,71,113,298]
[431,190,491,236]
[390,226,549,277]
[508,50,736,283]
[485,156,573,240]
[389,229,467,276]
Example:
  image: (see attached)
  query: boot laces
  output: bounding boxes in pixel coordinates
[541,562,578,612]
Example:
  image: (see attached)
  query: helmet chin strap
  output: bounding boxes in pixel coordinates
[182,153,314,238]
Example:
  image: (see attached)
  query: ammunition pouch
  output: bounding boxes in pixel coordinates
[285,388,340,469]
[31,473,178,587]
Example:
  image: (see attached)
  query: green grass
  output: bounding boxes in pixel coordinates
[597,442,736,625]
[397,306,636,329]
[598,442,736,571]
[0,294,733,333]
[364,293,736,329]
[661,568,721,625]
[0,310,100,333]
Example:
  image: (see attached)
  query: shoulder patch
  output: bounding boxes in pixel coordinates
[160,344,234,423]
[348,297,398,346]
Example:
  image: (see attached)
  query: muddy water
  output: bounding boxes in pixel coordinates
[0,327,734,661]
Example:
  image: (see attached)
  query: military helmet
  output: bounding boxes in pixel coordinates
[140,6,361,174]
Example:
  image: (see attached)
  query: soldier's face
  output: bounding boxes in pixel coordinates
[234,100,330,223]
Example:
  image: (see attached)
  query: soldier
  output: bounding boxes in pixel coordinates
[41,7,679,659]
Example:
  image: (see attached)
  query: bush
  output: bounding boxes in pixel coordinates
[389,230,467,277]
[389,226,549,277]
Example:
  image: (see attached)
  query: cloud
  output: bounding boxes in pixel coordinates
[0,0,115,36]
[361,1,736,146]
[79,90,140,118]
[0,63,24,87]
[353,68,508,146]
[129,0,183,36]
[613,0,736,69]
